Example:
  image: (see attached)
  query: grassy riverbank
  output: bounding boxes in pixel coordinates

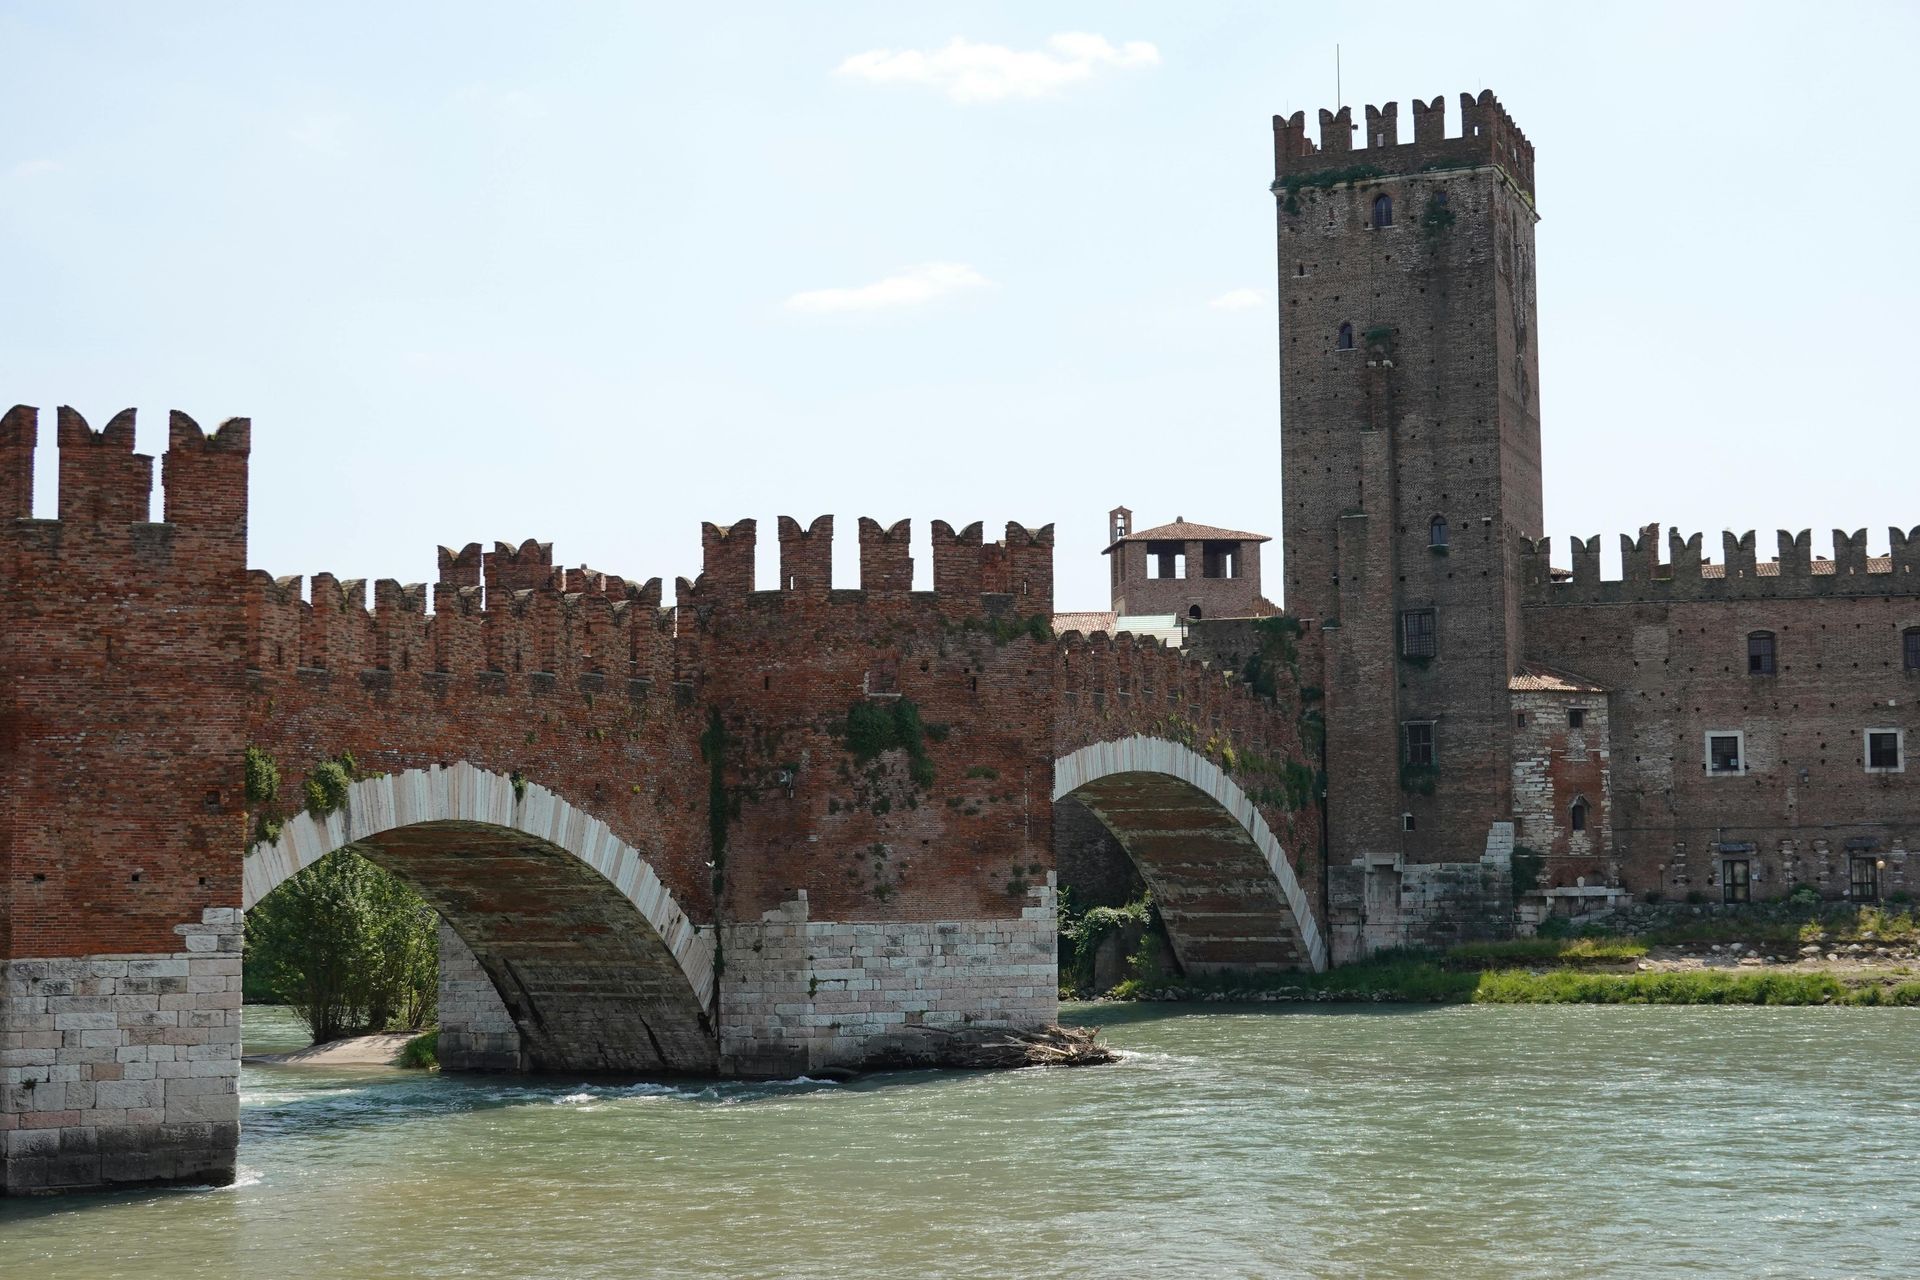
[1101,928,1920,1007]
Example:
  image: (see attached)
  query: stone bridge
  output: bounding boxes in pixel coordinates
[0,407,1322,1194]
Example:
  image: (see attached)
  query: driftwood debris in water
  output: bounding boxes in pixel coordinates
[861,1023,1117,1072]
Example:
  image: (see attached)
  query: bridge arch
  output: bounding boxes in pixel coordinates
[242,761,717,1072]
[1055,735,1328,973]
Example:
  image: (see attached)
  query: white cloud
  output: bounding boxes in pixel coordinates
[1208,288,1269,311]
[8,158,61,180]
[834,33,1160,104]
[785,263,990,315]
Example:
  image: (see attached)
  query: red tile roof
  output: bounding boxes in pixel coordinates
[1052,611,1117,636]
[1509,662,1608,693]
[1105,518,1271,554]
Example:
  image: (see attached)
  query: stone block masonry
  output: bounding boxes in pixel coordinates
[1,910,242,1193]
[718,885,1058,1077]
[436,924,522,1072]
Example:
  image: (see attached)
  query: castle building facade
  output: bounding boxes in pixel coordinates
[1271,92,1919,936]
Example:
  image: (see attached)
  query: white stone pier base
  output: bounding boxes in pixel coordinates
[435,924,524,1072]
[1,909,243,1195]
[717,881,1059,1077]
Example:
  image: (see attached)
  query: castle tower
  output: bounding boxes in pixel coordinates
[1274,92,1542,864]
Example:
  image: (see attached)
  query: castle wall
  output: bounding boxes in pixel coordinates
[1522,527,1920,900]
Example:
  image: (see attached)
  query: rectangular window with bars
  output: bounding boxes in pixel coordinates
[1851,857,1880,901]
[1403,721,1435,767]
[1706,731,1744,775]
[1400,609,1437,659]
[1722,859,1751,904]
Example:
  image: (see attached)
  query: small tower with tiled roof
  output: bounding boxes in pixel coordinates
[1104,508,1277,620]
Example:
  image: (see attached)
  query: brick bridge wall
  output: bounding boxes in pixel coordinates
[1,408,1322,1195]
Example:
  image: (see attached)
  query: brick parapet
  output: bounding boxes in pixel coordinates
[1521,526,1920,605]
[1275,90,1535,205]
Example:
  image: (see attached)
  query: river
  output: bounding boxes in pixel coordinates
[3,1003,1916,1278]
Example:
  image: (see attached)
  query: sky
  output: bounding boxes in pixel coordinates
[4,2,1917,611]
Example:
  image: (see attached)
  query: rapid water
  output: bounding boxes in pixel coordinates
[3,1003,1917,1278]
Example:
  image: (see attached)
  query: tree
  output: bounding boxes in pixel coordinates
[244,848,439,1043]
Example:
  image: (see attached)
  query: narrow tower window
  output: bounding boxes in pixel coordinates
[1372,194,1393,228]
[1747,631,1776,676]
[1337,322,1354,351]
[1904,627,1920,672]
[1428,515,1449,549]
[1570,798,1588,832]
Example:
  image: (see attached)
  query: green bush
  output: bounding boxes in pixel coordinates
[245,849,439,1043]
[244,747,281,807]
[303,756,356,817]
[1788,884,1821,909]
[398,1029,439,1070]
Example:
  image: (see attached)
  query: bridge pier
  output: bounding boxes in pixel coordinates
[1,911,242,1194]
[716,886,1059,1077]
[434,925,524,1072]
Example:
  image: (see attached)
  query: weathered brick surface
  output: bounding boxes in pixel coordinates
[1520,528,1920,897]
[1276,91,1543,870]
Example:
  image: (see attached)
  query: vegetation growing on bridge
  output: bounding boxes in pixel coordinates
[841,697,940,789]
[244,850,439,1043]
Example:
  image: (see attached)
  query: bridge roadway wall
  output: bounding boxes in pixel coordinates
[0,410,1320,1193]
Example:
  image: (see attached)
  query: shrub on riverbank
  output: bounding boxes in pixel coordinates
[399,1029,439,1069]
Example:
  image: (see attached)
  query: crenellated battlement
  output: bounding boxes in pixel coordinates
[679,515,1055,615]
[1273,89,1535,203]
[1,405,251,564]
[246,545,676,687]
[1520,524,1920,604]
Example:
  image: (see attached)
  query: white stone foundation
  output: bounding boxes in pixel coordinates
[435,924,523,1072]
[1,909,242,1195]
[718,881,1059,1076]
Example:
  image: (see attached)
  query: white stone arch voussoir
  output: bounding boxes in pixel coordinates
[240,761,715,1008]
[1054,734,1328,972]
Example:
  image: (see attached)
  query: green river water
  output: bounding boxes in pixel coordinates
[3,1002,1917,1278]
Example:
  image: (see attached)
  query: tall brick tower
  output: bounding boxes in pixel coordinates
[1274,92,1542,865]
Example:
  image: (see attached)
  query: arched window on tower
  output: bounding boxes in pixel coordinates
[1747,630,1776,676]
[1337,322,1354,351]
[1428,515,1449,550]
[1372,193,1393,228]
[1570,797,1589,833]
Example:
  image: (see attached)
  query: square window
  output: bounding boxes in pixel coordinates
[1567,708,1585,730]
[1706,732,1744,775]
[1722,859,1751,904]
[1403,722,1435,767]
[1401,609,1437,659]
[1866,729,1903,772]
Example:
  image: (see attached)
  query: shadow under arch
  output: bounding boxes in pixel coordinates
[242,762,717,1073]
[1055,736,1328,974]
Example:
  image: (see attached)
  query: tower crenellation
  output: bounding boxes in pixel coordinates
[1274,90,1535,201]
